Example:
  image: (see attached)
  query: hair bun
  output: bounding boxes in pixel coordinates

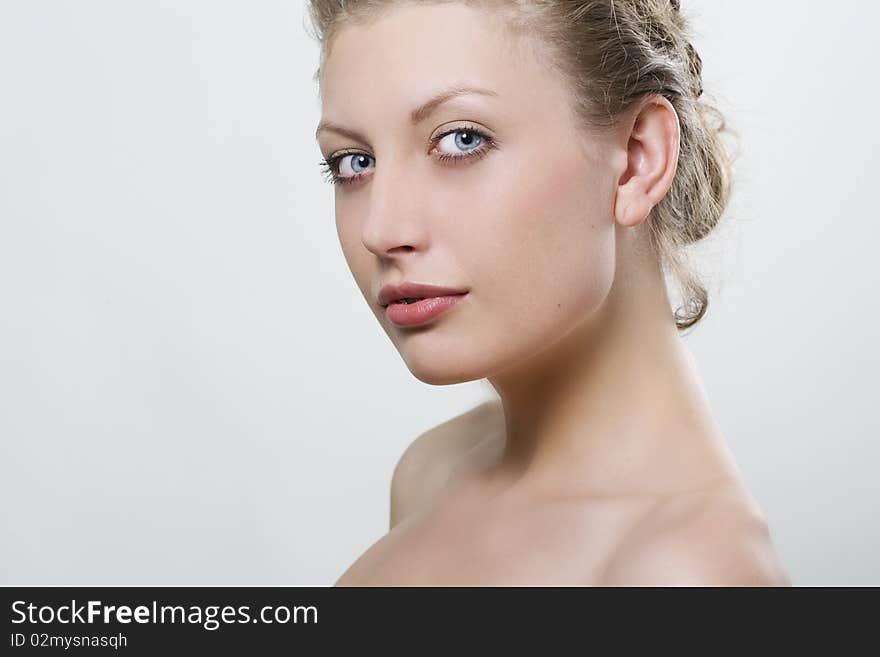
[685,41,704,97]
[668,1,701,98]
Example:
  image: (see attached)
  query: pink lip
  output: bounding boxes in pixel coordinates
[377,281,469,308]
[385,294,468,327]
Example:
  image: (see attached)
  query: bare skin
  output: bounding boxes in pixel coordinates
[336,401,790,586]
[317,3,791,586]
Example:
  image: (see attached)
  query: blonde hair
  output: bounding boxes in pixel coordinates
[307,0,735,331]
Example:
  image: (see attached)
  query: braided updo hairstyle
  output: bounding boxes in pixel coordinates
[307,0,734,331]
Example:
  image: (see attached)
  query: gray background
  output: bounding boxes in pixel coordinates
[1,0,877,585]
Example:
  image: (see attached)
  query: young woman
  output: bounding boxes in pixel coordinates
[310,0,791,585]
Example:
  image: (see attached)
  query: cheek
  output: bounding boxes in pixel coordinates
[463,148,617,335]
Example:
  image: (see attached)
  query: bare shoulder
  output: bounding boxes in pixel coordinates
[597,485,792,586]
[389,399,503,529]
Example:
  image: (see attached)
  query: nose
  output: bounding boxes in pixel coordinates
[360,158,429,258]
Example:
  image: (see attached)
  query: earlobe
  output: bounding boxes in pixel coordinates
[613,185,653,229]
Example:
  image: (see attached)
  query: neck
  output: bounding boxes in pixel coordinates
[485,227,737,497]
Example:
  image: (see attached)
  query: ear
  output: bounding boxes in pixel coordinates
[613,95,681,228]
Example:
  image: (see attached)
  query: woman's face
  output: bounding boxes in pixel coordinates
[316,3,622,385]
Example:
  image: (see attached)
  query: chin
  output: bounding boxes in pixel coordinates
[399,345,491,386]
[404,359,484,386]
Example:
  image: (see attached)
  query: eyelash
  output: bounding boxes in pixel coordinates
[318,124,497,187]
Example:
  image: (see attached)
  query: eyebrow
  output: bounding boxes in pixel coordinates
[314,85,498,144]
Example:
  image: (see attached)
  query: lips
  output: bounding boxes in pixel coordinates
[384,294,467,327]
[378,281,469,308]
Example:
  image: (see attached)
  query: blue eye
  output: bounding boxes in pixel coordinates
[339,153,375,177]
[318,124,496,187]
[436,130,483,156]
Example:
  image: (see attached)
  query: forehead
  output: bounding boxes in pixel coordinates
[318,3,572,126]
